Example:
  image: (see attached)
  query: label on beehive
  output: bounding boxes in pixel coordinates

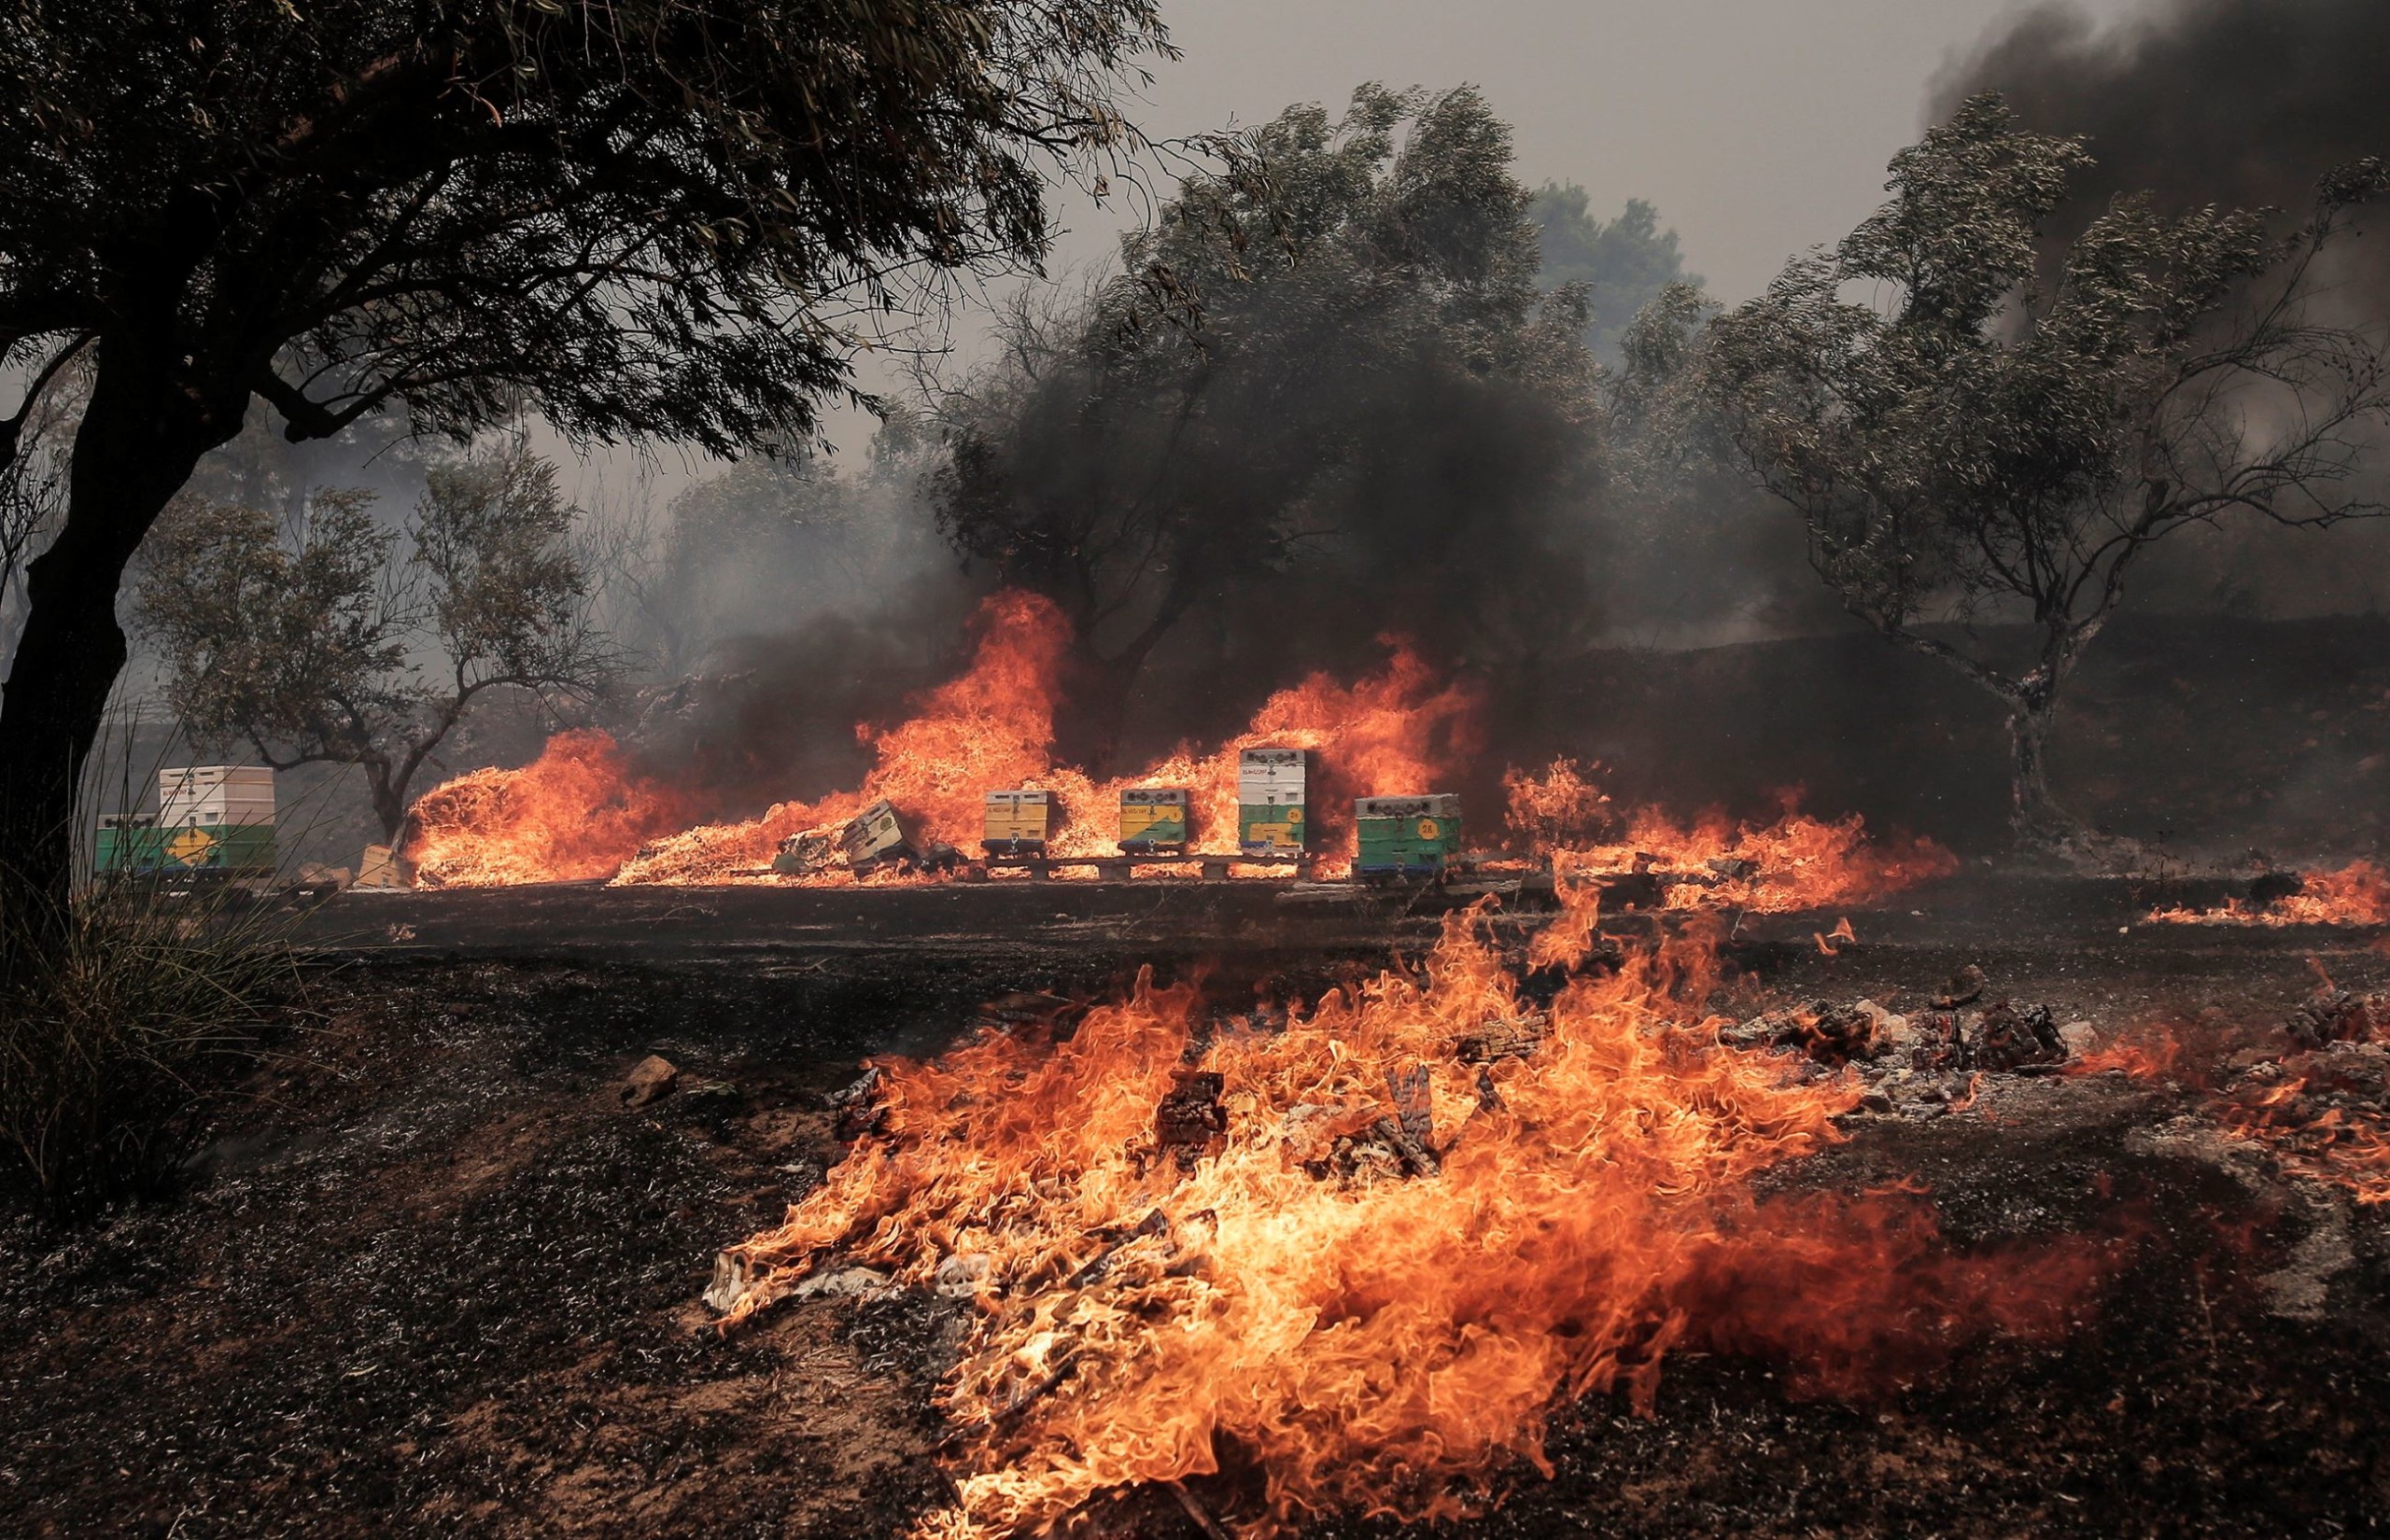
[1119,787,1191,850]
[983,790,1053,854]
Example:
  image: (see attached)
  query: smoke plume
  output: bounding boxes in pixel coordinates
[1936,0,2390,619]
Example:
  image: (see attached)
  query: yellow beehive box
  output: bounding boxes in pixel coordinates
[983,790,1054,855]
[1119,787,1191,853]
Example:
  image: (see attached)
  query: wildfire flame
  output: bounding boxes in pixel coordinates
[2216,1065,2390,1204]
[715,884,2119,1535]
[2066,1022,2187,1081]
[612,590,1078,884]
[1504,762,1957,916]
[403,729,691,887]
[2145,861,2390,928]
[403,597,1953,913]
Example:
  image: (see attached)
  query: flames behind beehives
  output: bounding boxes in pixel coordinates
[713,883,2118,1537]
[401,589,1953,906]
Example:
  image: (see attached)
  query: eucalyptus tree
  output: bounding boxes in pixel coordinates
[0,0,1168,922]
[1696,94,2390,848]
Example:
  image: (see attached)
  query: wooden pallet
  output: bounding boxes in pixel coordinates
[979,851,1315,881]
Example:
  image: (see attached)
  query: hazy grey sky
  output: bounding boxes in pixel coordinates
[1065,0,2144,299]
[801,0,2152,460]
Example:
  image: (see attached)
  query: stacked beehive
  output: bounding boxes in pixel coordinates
[1236,749,1308,857]
[101,766,276,874]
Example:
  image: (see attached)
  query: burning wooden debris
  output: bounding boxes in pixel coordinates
[703,891,2120,1538]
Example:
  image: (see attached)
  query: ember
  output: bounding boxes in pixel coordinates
[711,882,2120,1536]
[2217,1045,2390,1205]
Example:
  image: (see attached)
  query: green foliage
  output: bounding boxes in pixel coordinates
[1690,92,2390,841]
[0,0,1172,455]
[1529,186,1702,363]
[135,445,613,838]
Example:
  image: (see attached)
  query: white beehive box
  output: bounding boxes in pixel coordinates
[1237,748,1309,807]
[159,765,276,829]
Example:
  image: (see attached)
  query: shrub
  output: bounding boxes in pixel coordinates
[0,881,295,1219]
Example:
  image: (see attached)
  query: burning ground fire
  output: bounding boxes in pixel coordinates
[2145,861,2390,928]
[401,590,1954,909]
[707,883,2123,1537]
[2062,986,2390,1206]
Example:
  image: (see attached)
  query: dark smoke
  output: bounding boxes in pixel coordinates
[1934,1,2390,227]
[1936,0,2390,620]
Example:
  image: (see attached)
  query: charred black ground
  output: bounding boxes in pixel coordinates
[1,876,2384,1539]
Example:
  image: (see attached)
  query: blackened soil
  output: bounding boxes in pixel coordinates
[3,916,2387,1538]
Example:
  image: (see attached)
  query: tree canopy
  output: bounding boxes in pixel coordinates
[934,84,1597,764]
[1528,186,1701,364]
[1692,93,2390,846]
[136,446,614,841]
[0,0,1170,916]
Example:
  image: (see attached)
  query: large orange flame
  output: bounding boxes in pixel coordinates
[402,729,691,887]
[1502,760,1958,915]
[715,884,2119,1535]
[403,597,1952,911]
[613,590,1076,884]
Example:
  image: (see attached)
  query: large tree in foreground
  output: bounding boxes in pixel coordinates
[0,0,1167,923]
[1694,94,2390,849]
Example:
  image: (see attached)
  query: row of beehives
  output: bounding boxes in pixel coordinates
[771,749,1466,880]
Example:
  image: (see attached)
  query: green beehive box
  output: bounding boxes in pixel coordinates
[98,813,275,875]
[1354,794,1462,876]
[1238,748,1309,856]
[1119,787,1190,853]
[95,815,167,874]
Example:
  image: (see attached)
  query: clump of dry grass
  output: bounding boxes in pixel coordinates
[0,880,297,1219]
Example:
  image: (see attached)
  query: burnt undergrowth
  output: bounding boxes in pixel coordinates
[0,935,2383,1537]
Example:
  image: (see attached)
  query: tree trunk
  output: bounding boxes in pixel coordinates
[2003,694,2079,848]
[0,343,236,942]
[365,763,413,846]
